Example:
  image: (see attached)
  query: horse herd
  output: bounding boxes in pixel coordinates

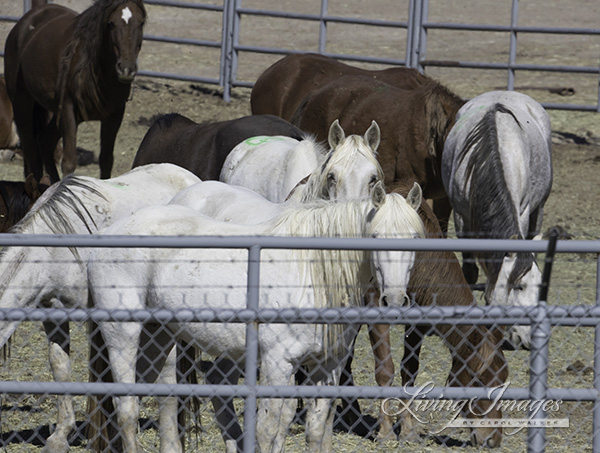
[0,0,554,452]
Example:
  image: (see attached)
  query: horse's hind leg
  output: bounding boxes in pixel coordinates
[101,320,144,453]
[305,376,338,453]
[42,321,76,453]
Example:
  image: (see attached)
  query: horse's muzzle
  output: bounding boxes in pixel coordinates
[116,62,137,83]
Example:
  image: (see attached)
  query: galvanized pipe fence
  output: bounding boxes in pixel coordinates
[0,233,597,451]
[3,0,600,110]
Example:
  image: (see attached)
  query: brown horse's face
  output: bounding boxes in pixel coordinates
[107,1,146,83]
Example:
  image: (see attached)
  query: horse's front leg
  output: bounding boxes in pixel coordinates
[42,320,75,453]
[304,368,340,453]
[256,353,296,453]
[367,321,395,441]
[205,357,243,453]
[57,100,78,182]
[99,106,125,179]
[398,325,426,442]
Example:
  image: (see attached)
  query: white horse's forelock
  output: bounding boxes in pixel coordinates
[300,133,383,202]
[370,193,426,239]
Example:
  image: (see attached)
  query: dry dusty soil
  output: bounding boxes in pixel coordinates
[0,0,599,452]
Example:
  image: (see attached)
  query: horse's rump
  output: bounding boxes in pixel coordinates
[251,53,430,120]
[133,113,306,180]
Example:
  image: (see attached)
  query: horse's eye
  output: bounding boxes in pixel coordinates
[369,175,378,186]
[327,173,336,183]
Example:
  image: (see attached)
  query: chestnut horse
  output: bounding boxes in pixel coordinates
[350,181,509,446]
[250,54,465,231]
[251,53,430,120]
[3,0,146,183]
[132,113,305,179]
[0,76,19,151]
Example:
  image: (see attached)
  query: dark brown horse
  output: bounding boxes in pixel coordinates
[132,113,306,178]
[0,76,19,151]
[250,54,465,231]
[341,182,508,446]
[3,0,146,183]
[0,174,49,233]
[251,53,430,120]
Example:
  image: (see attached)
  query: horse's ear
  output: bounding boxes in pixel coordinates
[328,119,345,149]
[371,180,386,208]
[407,182,423,210]
[364,120,380,152]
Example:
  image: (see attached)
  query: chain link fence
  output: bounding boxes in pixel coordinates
[0,233,597,451]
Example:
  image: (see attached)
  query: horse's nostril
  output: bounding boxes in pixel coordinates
[380,295,388,307]
[402,294,410,306]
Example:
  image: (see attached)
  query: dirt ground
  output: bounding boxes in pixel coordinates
[0,1,599,451]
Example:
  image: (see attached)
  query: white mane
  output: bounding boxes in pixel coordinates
[268,198,374,354]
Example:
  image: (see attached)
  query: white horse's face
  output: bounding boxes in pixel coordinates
[325,157,380,200]
[487,253,541,349]
[367,184,425,308]
[370,248,414,307]
[323,119,383,201]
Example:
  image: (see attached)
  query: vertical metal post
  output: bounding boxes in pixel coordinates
[318,0,328,54]
[528,228,558,452]
[507,0,519,90]
[414,0,427,73]
[230,0,242,96]
[243,245,261,453]
[593,255,600,452]
[220,0,235,102]
[405,0,415,67]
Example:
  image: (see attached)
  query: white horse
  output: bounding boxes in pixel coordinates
[88,183,425,453]
[220,119,383,202]
[442,90,553,349]
[0,163,200,452]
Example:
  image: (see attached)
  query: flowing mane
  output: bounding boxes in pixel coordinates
[10,175,105,235]
[268,198,374,354]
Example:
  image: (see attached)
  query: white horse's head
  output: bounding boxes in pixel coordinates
[367,182,426,308]
[484,245,542,350]
[301,119,384,202]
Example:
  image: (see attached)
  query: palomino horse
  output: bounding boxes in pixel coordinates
[250,55,465,231]
[87,184,425,453]
[251,52,430,120]
[3,0,146,183]
[0,174,49,232]
[220,120,383,203]
[0,164,200,452]
[132,113,305,179]
[442,90,553,349]
[0,76,19,152]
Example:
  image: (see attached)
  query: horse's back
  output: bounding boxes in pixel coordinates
[251,53,428,120]
[133,113,305,180]
[4,4,75,104]
[220,135,321,202]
